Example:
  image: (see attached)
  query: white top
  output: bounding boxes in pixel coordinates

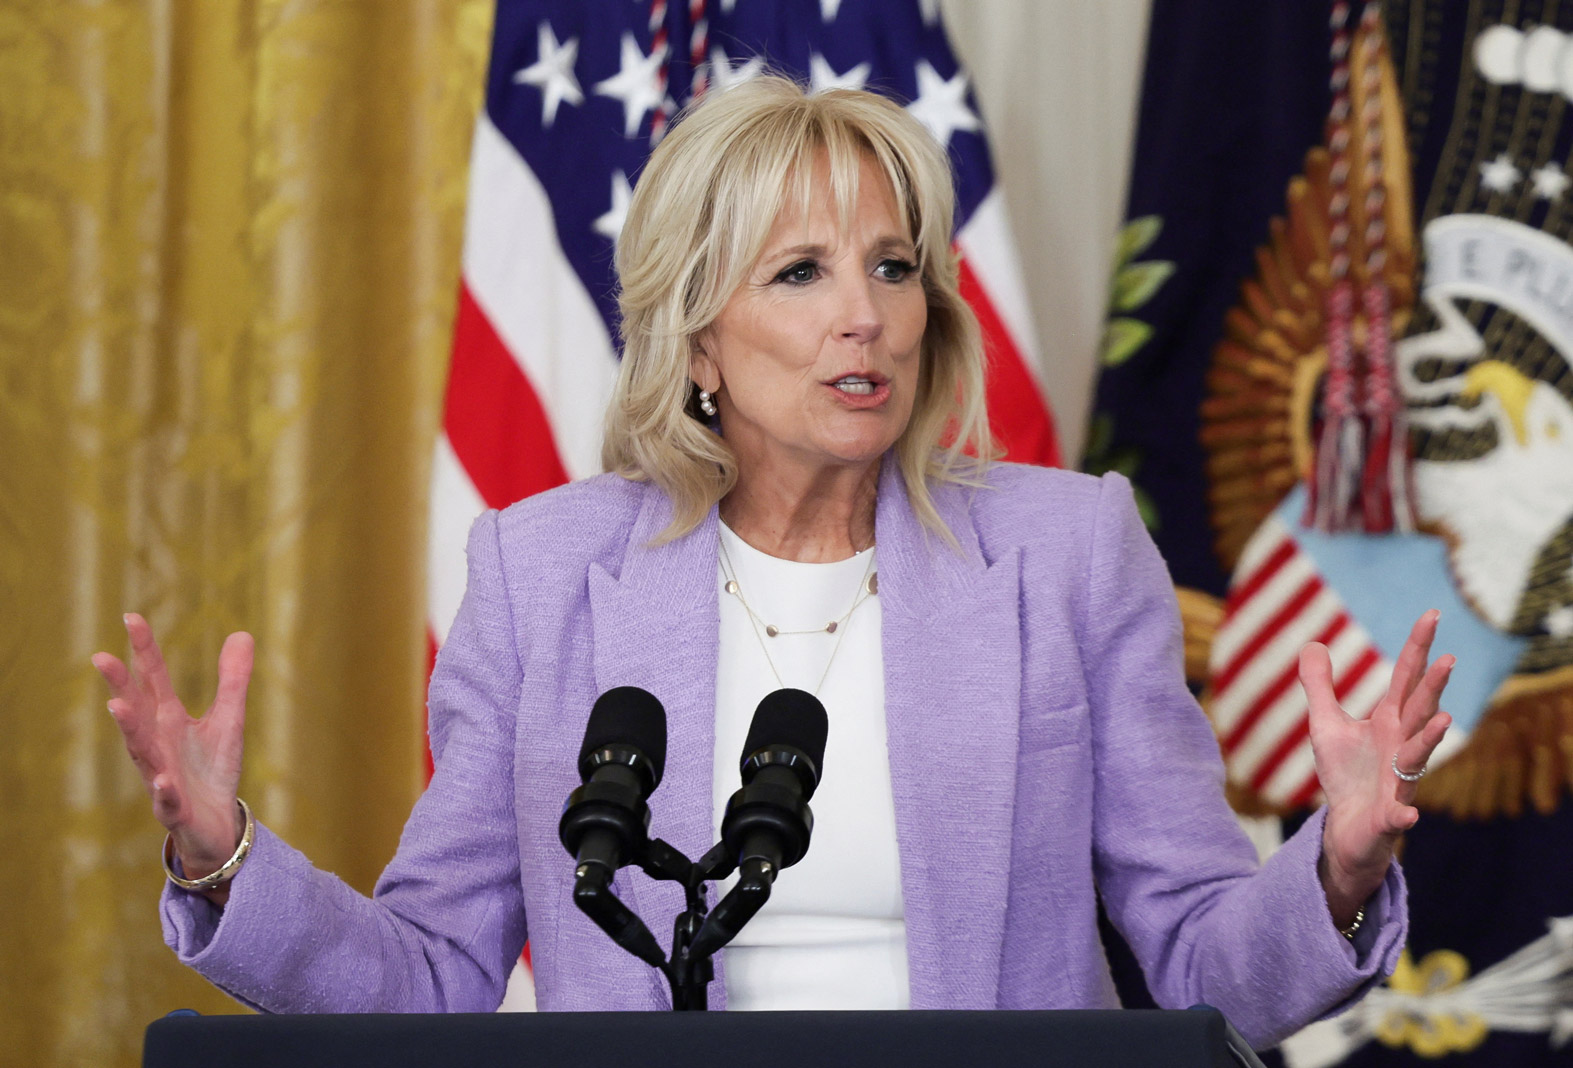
[712,522,909,1011]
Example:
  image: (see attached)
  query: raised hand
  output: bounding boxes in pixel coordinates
[1301,609,1453,928]
[92,614,254,894]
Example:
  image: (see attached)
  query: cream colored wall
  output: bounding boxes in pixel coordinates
[940,0,1153,464]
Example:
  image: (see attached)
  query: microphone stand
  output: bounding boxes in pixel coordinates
[634,838,712,1011]
[574,834,781,1011]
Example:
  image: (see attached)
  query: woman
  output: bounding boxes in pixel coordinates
[94,77,1452,1046]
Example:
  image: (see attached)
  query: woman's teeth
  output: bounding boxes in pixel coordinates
[834,377,875,395]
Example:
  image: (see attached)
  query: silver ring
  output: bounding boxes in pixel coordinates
[1392,754,1428,782]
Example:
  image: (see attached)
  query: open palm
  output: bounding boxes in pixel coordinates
[92,613,253,879]
[1303,610,1453,921]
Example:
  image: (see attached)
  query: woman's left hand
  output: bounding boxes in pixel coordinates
[1301,609,1454,929]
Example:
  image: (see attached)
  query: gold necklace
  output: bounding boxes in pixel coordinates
[717,535,878,694]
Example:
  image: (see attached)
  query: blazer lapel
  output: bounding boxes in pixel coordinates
[877,457,1022,1009]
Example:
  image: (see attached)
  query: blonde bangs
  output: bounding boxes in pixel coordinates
[602,74,997,544]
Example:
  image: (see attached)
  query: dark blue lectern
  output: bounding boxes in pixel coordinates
[144,1007,1268,1068]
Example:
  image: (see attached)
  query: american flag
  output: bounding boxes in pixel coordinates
[426,0,1060,1002]
[429,0,1060,658]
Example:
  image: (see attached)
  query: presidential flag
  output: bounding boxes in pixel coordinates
[1094,0,1573,1062]
[425,0,1060,1008]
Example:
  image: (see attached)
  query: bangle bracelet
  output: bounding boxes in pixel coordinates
[161,798,254,892]
[1337,905,1366,940]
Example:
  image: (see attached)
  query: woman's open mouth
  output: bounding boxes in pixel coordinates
[826,374,891,407]
[833,375,877,395]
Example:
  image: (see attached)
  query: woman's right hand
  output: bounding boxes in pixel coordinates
[92,613,253,899]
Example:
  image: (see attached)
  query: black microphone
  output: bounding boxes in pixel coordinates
[689,688,828,959]
[726,687,828,874]
[559,686,668,969]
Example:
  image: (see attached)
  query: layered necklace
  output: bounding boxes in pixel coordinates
[717,530,879,695]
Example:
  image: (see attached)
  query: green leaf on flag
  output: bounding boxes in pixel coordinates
[1111,260,1175,312]
[1100,317,1152,366]
[1113,215,1163,269]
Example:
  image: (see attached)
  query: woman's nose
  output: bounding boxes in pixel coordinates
[834,278,885,344]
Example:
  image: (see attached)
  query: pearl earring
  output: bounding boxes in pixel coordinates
[698,389,718,417]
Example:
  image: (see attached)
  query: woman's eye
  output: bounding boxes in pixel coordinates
[774,261,819,285]
[875,258,917,282]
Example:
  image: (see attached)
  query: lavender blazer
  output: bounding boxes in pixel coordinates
[162,458,1405,1048]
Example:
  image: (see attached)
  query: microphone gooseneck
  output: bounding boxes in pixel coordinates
[559,686,669,969]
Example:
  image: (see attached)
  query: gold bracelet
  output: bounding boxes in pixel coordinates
[161,798,254,892]
[1337,905,1366,940]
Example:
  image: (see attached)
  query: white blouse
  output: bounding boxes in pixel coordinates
[712,522,909,1011]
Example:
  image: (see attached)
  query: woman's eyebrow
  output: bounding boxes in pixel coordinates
[763,236,914,261]
[763,243,830,261]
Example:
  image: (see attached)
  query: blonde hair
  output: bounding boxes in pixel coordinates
[601,74,996,543]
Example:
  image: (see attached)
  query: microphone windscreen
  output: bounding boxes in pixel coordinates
[580,686,668,787]
[743,688,829,770]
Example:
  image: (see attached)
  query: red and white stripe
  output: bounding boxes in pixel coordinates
[955,190,1060,465]
[1210,513,1391,809]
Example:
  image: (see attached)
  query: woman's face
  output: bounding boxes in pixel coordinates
[695,152,927,478]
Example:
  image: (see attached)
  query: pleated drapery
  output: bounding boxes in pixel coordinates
[0,3,492,1064]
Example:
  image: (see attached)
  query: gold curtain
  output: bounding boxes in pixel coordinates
[0,2,493,1064]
